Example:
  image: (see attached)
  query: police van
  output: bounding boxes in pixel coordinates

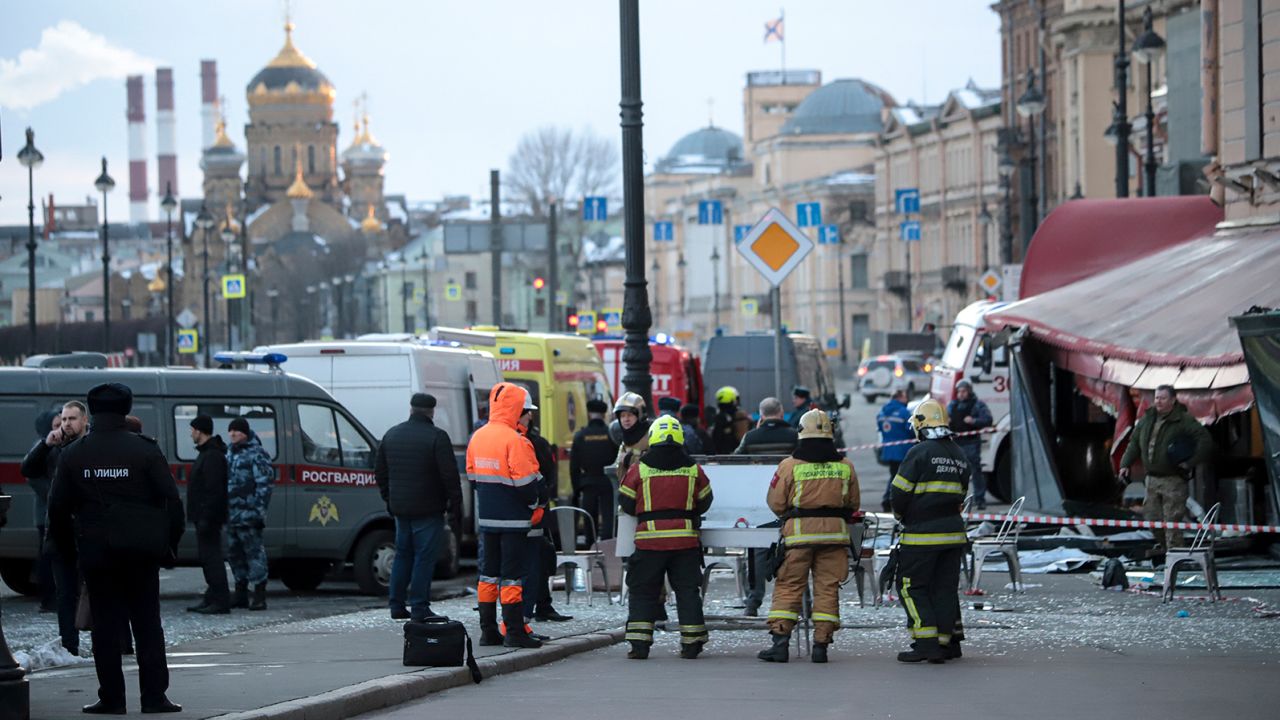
[0,358,441,597]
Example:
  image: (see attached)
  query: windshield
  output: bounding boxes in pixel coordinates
[940,324,977,370]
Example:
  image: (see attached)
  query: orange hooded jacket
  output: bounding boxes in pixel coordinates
[466,382,542,532]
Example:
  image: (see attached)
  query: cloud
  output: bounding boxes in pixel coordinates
[0,20,156,110]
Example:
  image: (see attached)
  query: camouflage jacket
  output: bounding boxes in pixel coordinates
[226,432,275,527]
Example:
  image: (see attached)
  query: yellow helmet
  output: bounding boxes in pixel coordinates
[910,398,950,433]
[715,386,740,405]
[614,391,645,416]
[648,414,685,446]
[797,408,834,440]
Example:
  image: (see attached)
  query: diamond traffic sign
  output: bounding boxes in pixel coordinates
[221,273,246,299]
[736,207,815,288]
[177,328,199,354]
[176,308,197,329]
[979,269,1002,294]
[444,282,462,301]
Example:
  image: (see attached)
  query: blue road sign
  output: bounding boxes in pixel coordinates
[796,202,822,227]
[698,200,723,225]
[818,224,840,245]
[583,196,608,221]
[899,220,922,241]
[654,221,674,241]
[733,224,752,244]
[894,188,920,215]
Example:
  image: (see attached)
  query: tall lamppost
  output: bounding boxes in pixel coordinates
[305,285,318,338]
[220,220,237,349]
[978,201,994,277]
[331,276,345,338]
[344,273,355,336]
[1113,0,1132,197]
[650,256,661,328]
[160,183,177,364]
[998,152,1016,265]
[676,253,687,316]
[1133,6,1166,197]
[267,288,280,344]
[710,244,721,333]
[94,158,116,352]
[18,128,44,356]
[618,0,653,406]
[195,204,215,367]
[1016,69,1046,248]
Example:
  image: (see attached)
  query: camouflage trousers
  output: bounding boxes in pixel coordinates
[227,525,268,585]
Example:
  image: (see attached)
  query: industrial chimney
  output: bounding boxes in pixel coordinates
[156,68,178,213]
[127,75,149,223]
[201,60,218,149]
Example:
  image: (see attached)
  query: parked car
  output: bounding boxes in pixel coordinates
[858,353,931,402]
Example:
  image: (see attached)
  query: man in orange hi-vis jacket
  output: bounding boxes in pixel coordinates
[467,383,543,649]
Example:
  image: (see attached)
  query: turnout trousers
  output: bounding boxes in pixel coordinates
[766,545,849,644]
[625,548,707,647]
[896,545,965,651]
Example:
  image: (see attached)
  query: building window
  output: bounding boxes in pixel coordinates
[465,300,478,324]
[1244,0,1263,160]
[402,281,414,300]
[260,148,267,175]
[308,145,316,174]
[850,254,869,289]
[465,271,477,290]
[273,146,281,176]
[535,298,547,317]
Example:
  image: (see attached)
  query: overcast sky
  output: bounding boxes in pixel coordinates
[0,0,1001,225]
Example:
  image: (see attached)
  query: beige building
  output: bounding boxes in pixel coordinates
[873,84,1004,333]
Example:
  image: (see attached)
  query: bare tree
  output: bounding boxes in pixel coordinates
[507,125,619,218]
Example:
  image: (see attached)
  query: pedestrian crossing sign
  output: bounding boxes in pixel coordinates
[222,274,246,299]
[177,328,199,354]
[740,298,759,316]
[445,282,462,301]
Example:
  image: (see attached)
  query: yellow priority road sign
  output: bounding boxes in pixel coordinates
[737,208,815,287]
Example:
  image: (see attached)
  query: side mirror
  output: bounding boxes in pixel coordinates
[980,336,994,376]
[840,393,852,409]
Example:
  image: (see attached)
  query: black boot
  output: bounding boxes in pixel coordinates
[812,642,829,664]
[757,632,790,663]
[680,641,704,659]
[248,583,267,611]
[943,640,962,660]
[626,641,650,660]
[478,602,503,646]
[187,588,212,613]
[502,603,542,649]
[897,642,946,664]
[231,582,249,609]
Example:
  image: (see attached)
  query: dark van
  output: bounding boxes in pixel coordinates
[0,364,447,597]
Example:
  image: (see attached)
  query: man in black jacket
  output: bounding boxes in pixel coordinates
[570,399,620,545]
[22,409,61,613]
[186,414,230,614]
[734,397,800,616]
[48,383,185,714]
[522,402,572,627]
[375,393,462,621]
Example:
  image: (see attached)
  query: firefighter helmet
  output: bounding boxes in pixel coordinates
[648,415,685,447]
[909,398,950,434]
[797,408,834,440]
[613,391,645,416]
[715,386,740,405]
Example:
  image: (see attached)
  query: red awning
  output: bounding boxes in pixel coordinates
[1019,197,1222,298]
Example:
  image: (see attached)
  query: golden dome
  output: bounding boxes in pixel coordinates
[246,21,335,107]
[361,204,382,234]
[213,116,234,149]
[267,22,316,70]
[358,114,379,146]
[286,154,313,200]
[148,275,166,293]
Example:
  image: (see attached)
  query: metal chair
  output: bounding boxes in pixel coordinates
[968,496,1025,593]
[550,505,612,606]
[701,547,750,602]
[846,515,875,607]
[1162,503,1222,602]
[871,520,902,607]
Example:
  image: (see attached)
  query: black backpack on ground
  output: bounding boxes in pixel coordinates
[403,616,482,683]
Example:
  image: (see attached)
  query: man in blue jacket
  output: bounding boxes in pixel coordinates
[877,389,914,512]
[946,381,993,509]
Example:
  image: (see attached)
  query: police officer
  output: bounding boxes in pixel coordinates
[619,416,714,660]
[711,386,751,455]
[890,398,969,663]
[225,416,275,611]
[47,383,184,714]
[570,399,620,544]
[758,409,859,664]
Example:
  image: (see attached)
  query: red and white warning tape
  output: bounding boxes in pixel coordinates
[840,427,996,453]
[960,512,1280,535]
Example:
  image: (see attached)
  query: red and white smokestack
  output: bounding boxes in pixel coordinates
[127,74,149,223]
[156,68,177,211]
[201,60,219,149]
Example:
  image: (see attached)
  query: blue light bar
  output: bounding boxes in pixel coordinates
[499,347,516,355]
[213,352,288,366]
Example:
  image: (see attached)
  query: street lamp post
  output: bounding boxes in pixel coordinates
[18,128,44,357]
[221,222,236,349]
[160,183,177,365]
[344,273,355,336]
[195,204,215,367]
[710,244,721,333]
[94,158,116,352]
[618,0,653,406]
[305,285,318,339]
[332,276,345,338]
[1133,6,1166,197]
[650,256,660,328]
[1113,0,1132,198]
[676,253,687,315]
[1016,69,1047,249]
[998,151,1016,265]
[267,288,280,344]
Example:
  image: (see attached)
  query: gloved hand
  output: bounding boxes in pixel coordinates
[530,507,545,526]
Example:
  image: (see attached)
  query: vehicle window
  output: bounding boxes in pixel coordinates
[902,360,922,373]
[1,400,42,455]
[335,411,375,469]
[866,360,895,371]
[298,403,342,466]
[507,380,541,412]
[173,403,277,461]
[941,325,977,369]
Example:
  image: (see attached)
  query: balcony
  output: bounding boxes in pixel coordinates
[883,270,910,294]
[941,265,970,290]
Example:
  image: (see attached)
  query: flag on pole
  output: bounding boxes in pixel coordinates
[764,15,784,43]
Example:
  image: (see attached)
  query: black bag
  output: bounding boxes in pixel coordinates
[1100,558,1129,590]
[403,617,482,683]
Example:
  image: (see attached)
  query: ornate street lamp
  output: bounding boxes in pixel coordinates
[1113,0,1133,197]
[195,204,215,366]
[18,128,44,356]
[1133,6,1166,197]
[1016,69,1046,247]
[94,158,116,352]
[160,183,178,364]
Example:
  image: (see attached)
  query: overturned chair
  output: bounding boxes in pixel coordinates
[967,496,1025,593]
[550,505,612,606]
[1162,502,1222,602]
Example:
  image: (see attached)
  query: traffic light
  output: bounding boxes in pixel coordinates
[566,306,579,329]
[595,318,608,333]
[532,276,546,291]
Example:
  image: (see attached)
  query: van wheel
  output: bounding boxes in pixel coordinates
[0,559,38,596]
[435,528,461,579]
[907,383,916,396]
[864,394,877,404]
[353,529,395,596]
[990,446,1013,503]
[279,560,331,592]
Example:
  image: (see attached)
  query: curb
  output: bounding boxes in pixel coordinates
[208,628,625,720]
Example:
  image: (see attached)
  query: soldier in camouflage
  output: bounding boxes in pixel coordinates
[225,417,275,611]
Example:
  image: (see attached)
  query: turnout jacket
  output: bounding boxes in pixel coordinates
[375,414,463,520]
[619,444,713,551]
[891,437,970,548]
[768,453,860,547]
[226,432,274,528]
[466,383,541,533]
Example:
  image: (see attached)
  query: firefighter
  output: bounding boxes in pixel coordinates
[467,383,543,649]
[891,398,969,663]
[619,415,714,660]
[757,409,860,664]
[612,392,650,478]
[710,386,751,455]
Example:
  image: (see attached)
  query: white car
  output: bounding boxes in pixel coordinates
[858,354,932,403]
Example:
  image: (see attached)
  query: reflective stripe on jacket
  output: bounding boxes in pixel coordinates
[619,460,712,551]
[466,383,541,533]
[890,438,969,547]
[767,458,860,546]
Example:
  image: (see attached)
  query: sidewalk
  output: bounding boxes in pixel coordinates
[26,593,628,720]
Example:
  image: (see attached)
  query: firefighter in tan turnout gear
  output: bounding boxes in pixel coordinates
[757,409,860,664]
[891,397,969,664]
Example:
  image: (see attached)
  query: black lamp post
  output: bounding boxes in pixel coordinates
[94,158,115,352]
[1133,6,1166,197]
[710,243,721,332]
[1113,0,1132,197]
[267,288,280,344]
[332,276,345,337]
[1016,69,1046,248]
[618,0,653,407]
[160,183,177,364]
[997,152,1016,265]
[650,256,660,327]
[220,221,236,350]
[195,204,215,367]
[18,129,44,356]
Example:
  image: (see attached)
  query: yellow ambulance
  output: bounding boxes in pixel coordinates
[432,327,613,495]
